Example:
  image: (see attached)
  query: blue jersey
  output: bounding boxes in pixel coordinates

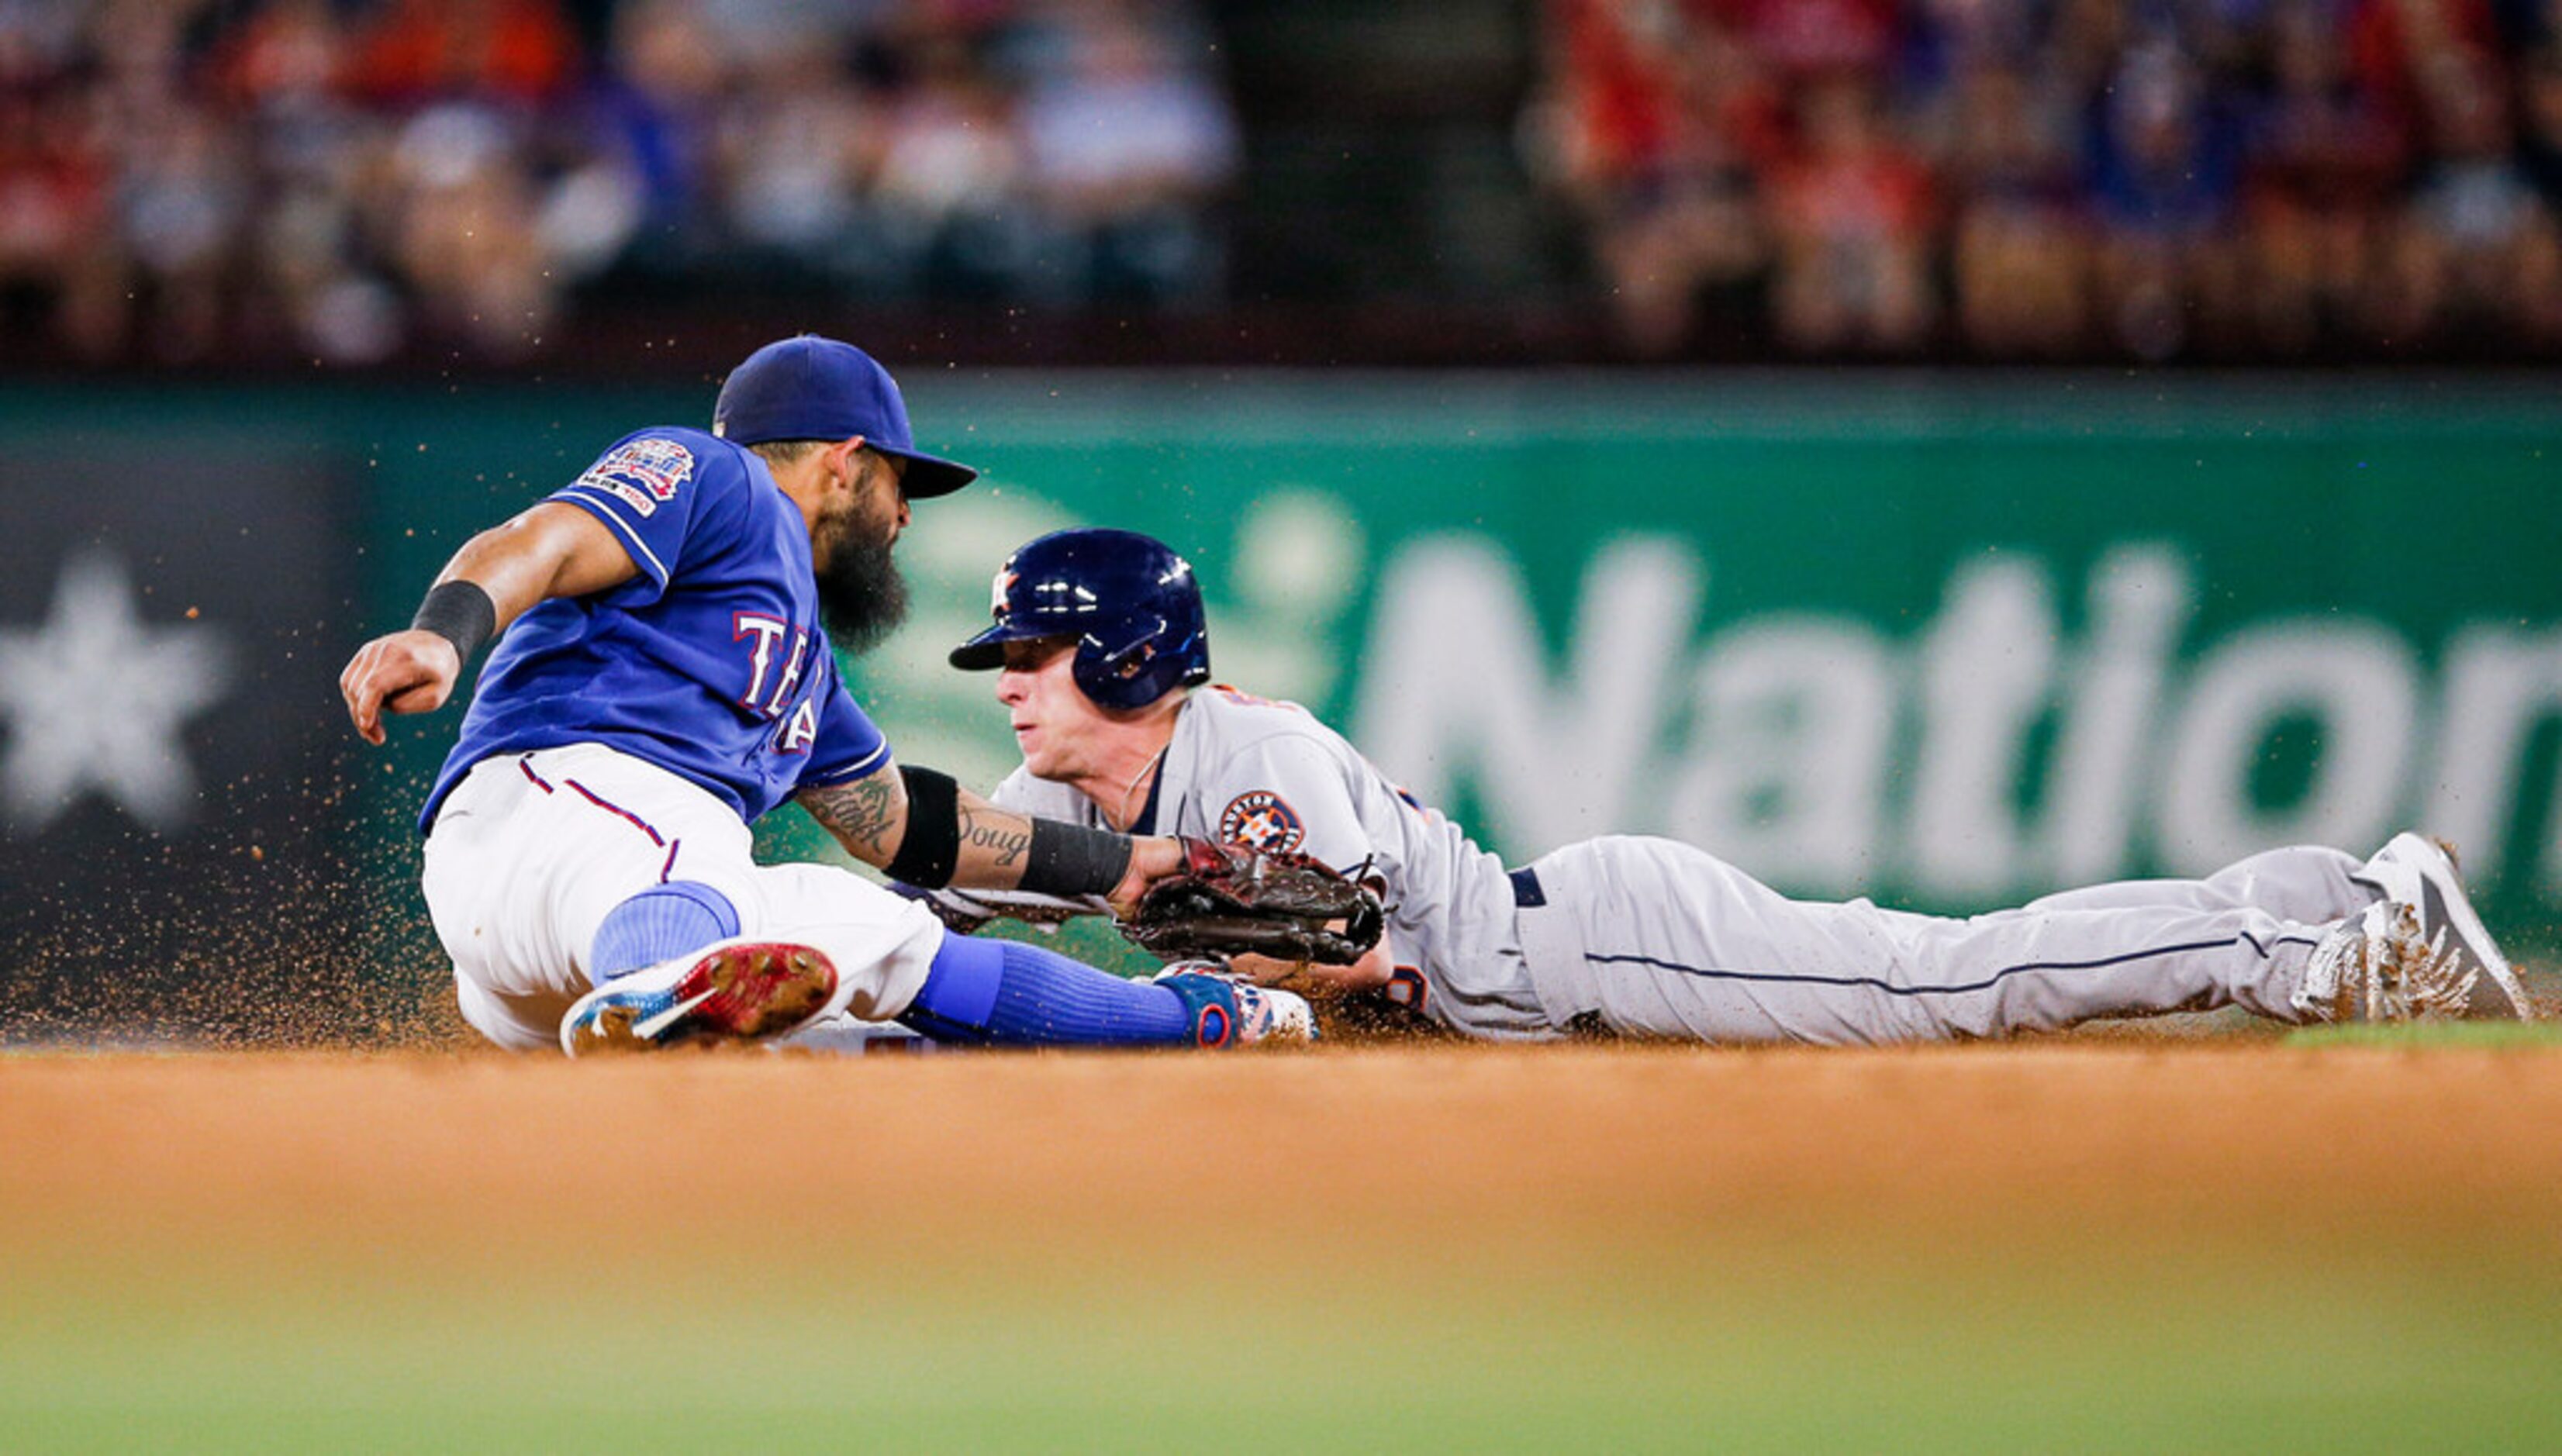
[420,426,889,833]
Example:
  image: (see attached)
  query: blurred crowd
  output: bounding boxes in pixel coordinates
[19,0,2562,367]
[0,0,1238,364]
[1531,0,2562,359]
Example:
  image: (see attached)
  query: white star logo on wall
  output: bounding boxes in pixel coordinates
[0,548,233,834]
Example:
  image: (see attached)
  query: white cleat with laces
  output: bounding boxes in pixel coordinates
[2296,835,2533,1023]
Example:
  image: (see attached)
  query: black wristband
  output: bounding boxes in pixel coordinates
[886,765,962,888]
[410,580,497,665]
[1021,819,1134,899]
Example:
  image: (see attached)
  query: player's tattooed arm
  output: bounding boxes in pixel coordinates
[796,767,1043,887]
[800,765,1138,897]
[947,783,1142,899]
[957,796,1031,870]
[798,770,906,865]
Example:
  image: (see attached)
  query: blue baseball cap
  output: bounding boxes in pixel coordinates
[712,335,979,498]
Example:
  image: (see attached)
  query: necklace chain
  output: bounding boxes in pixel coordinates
[1117,744,1169,829]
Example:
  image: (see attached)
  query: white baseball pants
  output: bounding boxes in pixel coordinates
[1511,837,2377,1044]
[420,744,940,1051]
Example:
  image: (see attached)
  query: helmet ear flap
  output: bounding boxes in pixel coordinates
[1074,614,1172,709]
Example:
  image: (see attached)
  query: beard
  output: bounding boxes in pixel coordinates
[813,509,910,654]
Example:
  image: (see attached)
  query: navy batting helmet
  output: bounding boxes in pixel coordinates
[949,528,1210,709]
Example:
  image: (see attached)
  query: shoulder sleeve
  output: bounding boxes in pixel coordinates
[988,765,1040,812]
[799,673,891,788]
[989,767,1093,823]
[1203,730,1376,876]
[547,430,728,599]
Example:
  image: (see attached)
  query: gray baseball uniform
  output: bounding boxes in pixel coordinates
[989,687,2379,1043]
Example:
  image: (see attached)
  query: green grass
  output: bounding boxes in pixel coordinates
[2283,1020,2562,1049]
[4,1255,2557,1452]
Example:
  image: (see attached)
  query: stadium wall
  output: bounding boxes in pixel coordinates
[6,372,2561,1029]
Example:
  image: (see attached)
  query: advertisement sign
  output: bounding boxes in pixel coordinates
[9,373,2559,1022]
[0,441,365,1038]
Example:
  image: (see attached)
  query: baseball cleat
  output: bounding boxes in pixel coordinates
[560,940,839,1055]
[1151,963,1319,1047]
[2343,832,2532,1020]
[2350,831,2462,905]
[2295,898,2530,1025]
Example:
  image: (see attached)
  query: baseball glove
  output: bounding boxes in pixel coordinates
[1120,837,1386,964]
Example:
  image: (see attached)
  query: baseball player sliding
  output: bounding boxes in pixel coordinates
[339,338,1312,1054]
[932,527,2533,1042]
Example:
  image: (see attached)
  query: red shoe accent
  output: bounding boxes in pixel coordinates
[680,943,837,1037]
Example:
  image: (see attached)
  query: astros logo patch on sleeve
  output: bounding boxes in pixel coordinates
[1218,790,1305,852]
[575,437,696,518]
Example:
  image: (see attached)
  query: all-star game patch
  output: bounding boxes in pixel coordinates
[1218,789,1305,852]
[575,436,696,518]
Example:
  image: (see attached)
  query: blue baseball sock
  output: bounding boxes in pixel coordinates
[901,930,1200,1046]
[587,881,741,985]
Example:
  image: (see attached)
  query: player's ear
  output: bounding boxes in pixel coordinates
[829,436,868,490]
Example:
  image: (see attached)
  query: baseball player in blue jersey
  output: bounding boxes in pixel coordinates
[340,338,1310,1054]
[931,527,2534,1043]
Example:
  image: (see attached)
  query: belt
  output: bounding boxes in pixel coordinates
[1508,866,1545,907]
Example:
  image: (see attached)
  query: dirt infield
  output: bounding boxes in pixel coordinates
[9,1040,2560,1262]
[5,1041,2560,1449]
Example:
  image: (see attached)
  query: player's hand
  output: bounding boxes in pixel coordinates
[1226,949,1390,993]
[340,629,463,746]
[1107,834,1191,918]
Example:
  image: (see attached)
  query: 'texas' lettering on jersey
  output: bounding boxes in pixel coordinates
[1219,789,1305,852]
[734,611,818,752]
[775,699,818,754]
[575,437,696,518]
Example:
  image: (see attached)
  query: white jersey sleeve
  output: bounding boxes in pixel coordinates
[986,764,1089,823]
[1159,690,1532,1033]
[1200,732,1377,877]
